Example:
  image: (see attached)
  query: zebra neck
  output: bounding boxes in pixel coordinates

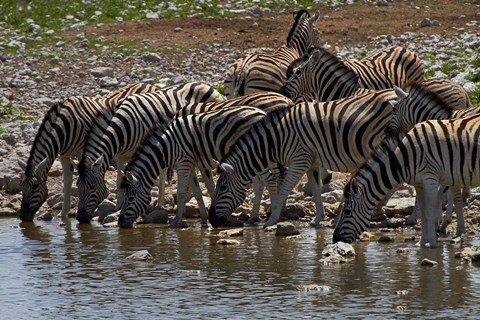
[455,105,480,118]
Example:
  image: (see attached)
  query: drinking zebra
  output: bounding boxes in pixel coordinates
[282,46,424,102]
[209,89,398,228]
[223,9,320,98]
[118,106,277,228]
[333,115,480,247]
[384,81,475,234]
[76,82,225,223]
[17,82,157,221]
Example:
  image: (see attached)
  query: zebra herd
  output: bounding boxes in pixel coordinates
[18,9,479,248]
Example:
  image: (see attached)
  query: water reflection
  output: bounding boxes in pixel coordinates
[0,217,479,319]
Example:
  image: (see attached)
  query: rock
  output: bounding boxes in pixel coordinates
[297,284,331,292]
[386,217,404,228]
[319,253,348,264]
[383,197,415,217]
[126,250,153,261]
[396,248,410,254]
[37,211,53,221]
[141,52,162,63]
[282,203,310,218]
[143,208,169,224]
[102,211,119,224]
[322,242,355,257]
[95,200,116,221]
[378,235,394,242]
[90,67,114,78]
[218,228,243,238]
[0,207,16,216]
[146,12,159,19]
[275,221,300,236]
[421,258,438,266]
[216,239,240,245]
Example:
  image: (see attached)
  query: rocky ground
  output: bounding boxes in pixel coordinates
[1,0,480,243]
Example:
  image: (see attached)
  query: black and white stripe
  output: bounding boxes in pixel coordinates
[209,89,397,228]
[223,9,320,98]
[76,82,225,223]
[17,82,157,221]
[333,115,480,247]
[118,106,270,228]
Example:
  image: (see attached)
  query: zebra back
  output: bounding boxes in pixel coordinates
[175,91,294,118]
[359,46,425,88]
[385,80,477,136]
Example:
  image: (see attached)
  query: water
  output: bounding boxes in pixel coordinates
[1,217,479,319]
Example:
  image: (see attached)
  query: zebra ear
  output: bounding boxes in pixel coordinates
[125,171,140,187]
[350,179,360,195]
[92,156,103,171]
[35,158,49,174]
[18,159,27,171]
[309,11,320,24]
[219,162,234,174]
[394,86,409,99]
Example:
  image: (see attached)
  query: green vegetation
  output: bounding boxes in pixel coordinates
[0,100,15,115]
[13,111,35,122]
[424,69,435,79]
[469,85,480,106]
[0,128,6,134]
[440,61,464,76]
[215,84,226,96]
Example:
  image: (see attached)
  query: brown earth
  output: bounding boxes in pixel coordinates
[64,0,480,56]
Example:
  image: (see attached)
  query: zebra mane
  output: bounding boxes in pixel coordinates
[286,9,311,46]
[345,134,403,196]
[25,100,66,171]
[403,80,455,112]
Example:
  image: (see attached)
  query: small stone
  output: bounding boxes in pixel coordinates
[396,248,410,254]
[378,235,394,242]
[297,284,331,292]
[141,52,162,63]
[37,211,53,221]
[216,239,240,245]
[143,208,169,224]
[174,27,182,32]
[90,67,114,78]
[275,221,300,236]
[126,250,153,261]
[420,18,432,27]
[218,228,243,238]
[322,242,356,257]
[146,12,159,19]
[421,258,438,266]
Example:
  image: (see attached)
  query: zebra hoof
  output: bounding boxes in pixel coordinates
[169,219,189,229]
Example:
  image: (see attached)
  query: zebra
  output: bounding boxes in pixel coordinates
[117,106,277,228]
[383,81,475,234]
[76,82,225,223]
[223,9,321,98]
[209,89,398,228]
[17,82,157,221]
[333,114,480,247]
[280,46,372,102]
[281,46,424,102]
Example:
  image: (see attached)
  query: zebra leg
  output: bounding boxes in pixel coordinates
[170,165,193,228]
[265,161,310,228]
[189,173,208,226]
[155,169,167,208]
[418,180,441,248]
[249,176,265,225]
[451,187,466,236]
[308,167,325,227]
[405,186,422,226]
[438,186,453,235]
[114,156,129,210]
[59,157,74,218]
[200,168,215,197]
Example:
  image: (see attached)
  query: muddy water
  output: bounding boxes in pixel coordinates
[0,217,479,319]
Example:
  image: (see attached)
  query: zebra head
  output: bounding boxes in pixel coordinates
[18,158,49,221]
[287,10,321,55]
[118,171,151,228]
[208,162,248,228]
[384,86,411,136]
[76,155,109,223]
[333,177,371,244]
[281,48,317,100]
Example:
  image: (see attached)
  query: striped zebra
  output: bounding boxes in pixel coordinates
[223,9,320,98]
[282,46,424,102]
[118,106,275,228]
[17,82,157,221]
[208,89,397,228]
[333,115,480,247]
[280,46,371,102]
[76,82,225,223]
[384,80,475,234]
